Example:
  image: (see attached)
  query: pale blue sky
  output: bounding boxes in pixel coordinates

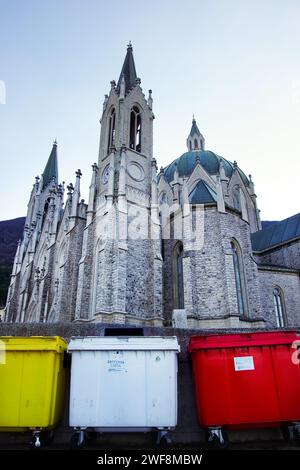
[0,0,299,221]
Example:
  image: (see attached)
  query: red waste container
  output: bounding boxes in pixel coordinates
[189,331,300,447]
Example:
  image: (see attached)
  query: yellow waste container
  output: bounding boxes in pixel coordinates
[0,336,67,447]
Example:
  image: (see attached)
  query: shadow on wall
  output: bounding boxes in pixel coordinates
[0,217,25,307]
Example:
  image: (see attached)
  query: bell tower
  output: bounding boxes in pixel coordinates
[76,43,163,325]
[97,42,154,199]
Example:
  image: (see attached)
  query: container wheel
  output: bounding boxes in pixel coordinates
[156,430,172,448]
[281,425,293,442]
[30,433,41,449]
[207,429,229,449]
[70,432,85,449]
[293,426,300,446]
[158,434,172,448]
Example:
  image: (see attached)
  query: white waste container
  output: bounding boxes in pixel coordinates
[68,336,180,447]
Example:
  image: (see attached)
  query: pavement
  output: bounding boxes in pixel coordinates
[0,439,300,450]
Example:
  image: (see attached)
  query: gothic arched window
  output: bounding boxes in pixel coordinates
[231,239,247,315]
[159,192,168,205]
[41,198,50,230]
[129,106,141,152]
[194,138,199,150]
[107,108,116,153]
[273,287,286,327]
[173,242,184,309]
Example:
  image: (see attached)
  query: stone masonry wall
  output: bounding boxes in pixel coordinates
[126,239,159,318]
[219,209,262,319]
[188,207,228,318]
[257,268,300,327]
[255,239,300,271]
[184,207,262,320]
[57,220,85,322]
[162,238,178,322]
[75,220,96,319]
[161,207,264,323]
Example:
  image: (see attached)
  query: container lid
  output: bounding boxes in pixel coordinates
[68,336,180,352]
[0,336,68,352]
[189,331,299,352]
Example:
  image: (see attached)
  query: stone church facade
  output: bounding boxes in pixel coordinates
[5,45,300,329]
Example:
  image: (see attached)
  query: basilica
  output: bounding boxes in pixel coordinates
[5,45,300,329]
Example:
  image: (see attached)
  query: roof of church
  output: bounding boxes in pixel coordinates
[251,212,300,252]
[164,150,249,186]
[189,179,217,204]
[190,118,201,136]
[42,141,58,189]
[117,42,137,95]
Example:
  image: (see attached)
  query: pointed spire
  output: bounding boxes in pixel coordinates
[103,94,109,111]
[187,117,205,151]
[71,169,82,218]
[248,174,256,196]
[34,176,40,192]
[190,117,201,137]
[117,42,138,95]
[42,140,58,189]
[148,90,153,110]
[87,163,98,224]
[66,183,74,222]
[67,183,74,198]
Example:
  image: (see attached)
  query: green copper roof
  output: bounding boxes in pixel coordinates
[117,43,137,95]
[189,180,217,204]
[164,150,249,187]
[190,118,201,136]
[42,141,58,189]
[251,212,300,252]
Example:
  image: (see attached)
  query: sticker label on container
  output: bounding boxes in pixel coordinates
[234,356,255,371]
[107,359,126,373]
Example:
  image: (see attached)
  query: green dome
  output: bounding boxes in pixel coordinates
[164,150,249,187]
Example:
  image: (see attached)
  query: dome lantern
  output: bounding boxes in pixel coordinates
[186,116,205,151]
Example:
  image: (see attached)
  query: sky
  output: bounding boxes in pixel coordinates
[0,0,300,222]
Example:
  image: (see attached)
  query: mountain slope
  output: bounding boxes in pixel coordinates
[0,217,25,307]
